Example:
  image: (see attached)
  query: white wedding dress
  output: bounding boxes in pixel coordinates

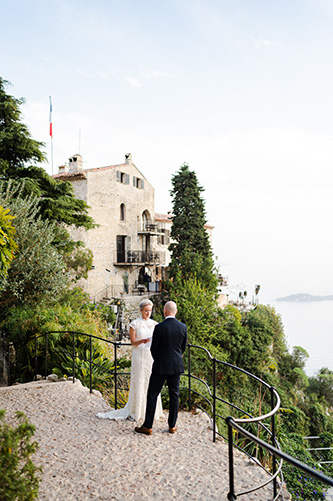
[97,317,163,421]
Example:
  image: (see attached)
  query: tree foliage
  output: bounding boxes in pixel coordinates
[0,183,70,307]
[0,204,18,278]
[2,287,117,383]
[0,409,42,500]
[50,223,93,282]
[169,273,218,344]
[307,368,333,407]
[168,163,218,291]
[0,78,45,172]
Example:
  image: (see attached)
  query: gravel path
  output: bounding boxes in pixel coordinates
[0,379,277,500]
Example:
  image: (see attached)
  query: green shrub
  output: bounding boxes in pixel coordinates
[278,405,310,437]
[0,409,42,500]
[1,288,113,382]
[281,433,328,500]
[52,347,131,389]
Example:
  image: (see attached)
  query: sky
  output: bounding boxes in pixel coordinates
[2,0,333,303]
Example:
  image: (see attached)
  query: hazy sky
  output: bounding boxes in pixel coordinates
[2,0,333,302]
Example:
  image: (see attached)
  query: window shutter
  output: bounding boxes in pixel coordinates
[141,179,145,189]
[116,235,123,262]
[126,174,130,184]
[116,170,121,182]
[133,176,136,187]
[116,235,123,250]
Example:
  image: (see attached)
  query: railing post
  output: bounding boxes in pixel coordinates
[270,386,277,499]
[35,336,38,381]
[89,335,92,394]
[227,417,237,501]
[45,333,48,379]
[72,332,76,384]
[114,342,118,409]
[213,358,216,443]
[188,344,191,412]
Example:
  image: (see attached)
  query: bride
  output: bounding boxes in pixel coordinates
[97,299,163,421]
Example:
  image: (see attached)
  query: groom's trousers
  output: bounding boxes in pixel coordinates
[143,373,181,429]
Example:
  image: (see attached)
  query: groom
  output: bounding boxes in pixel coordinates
[135,301,187,435]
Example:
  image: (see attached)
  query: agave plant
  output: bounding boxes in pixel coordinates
[51,344,130,389]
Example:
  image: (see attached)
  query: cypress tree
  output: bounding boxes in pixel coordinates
[168,163,218,292]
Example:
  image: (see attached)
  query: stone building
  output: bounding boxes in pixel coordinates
[54,153,171,302]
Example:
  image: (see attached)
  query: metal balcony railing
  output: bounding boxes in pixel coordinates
[138,222,164,233]
[115,250,165,264]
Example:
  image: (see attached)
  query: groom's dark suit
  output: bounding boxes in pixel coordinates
[143,317,187,429]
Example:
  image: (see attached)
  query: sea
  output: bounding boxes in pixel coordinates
[268,299,333,377]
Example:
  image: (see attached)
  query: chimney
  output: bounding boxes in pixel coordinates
[68,154,83,172]
[125,153,132,164]
[58,164,68,173]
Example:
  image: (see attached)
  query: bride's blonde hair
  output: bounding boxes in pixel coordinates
[139,298,153,310]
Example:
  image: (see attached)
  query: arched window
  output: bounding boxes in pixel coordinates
[142,210,150,230]
[120,203,126,221]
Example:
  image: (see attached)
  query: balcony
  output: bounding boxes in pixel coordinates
[137,222,164,235]
[115,250,165,266]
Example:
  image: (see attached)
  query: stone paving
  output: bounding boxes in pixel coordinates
[0,380,287,500]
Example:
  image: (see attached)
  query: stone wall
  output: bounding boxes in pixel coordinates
[60,157,158,299]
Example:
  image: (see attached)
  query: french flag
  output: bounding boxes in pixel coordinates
[49,96,53,138]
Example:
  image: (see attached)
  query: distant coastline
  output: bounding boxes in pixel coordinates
[276,293,333,302]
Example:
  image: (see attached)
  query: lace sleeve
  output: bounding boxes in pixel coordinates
[130,318,138,330]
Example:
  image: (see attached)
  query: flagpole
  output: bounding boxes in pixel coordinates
[49,96,53,174]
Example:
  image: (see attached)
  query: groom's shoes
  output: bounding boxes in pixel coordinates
[169,426,177,434]
[135,425,152,436]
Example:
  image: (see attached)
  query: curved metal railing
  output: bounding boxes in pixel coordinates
[32,331,132,409]
[184,343,285,499]
[8,331,333,500]
[226,417,333,500]
[184,343,333,499]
